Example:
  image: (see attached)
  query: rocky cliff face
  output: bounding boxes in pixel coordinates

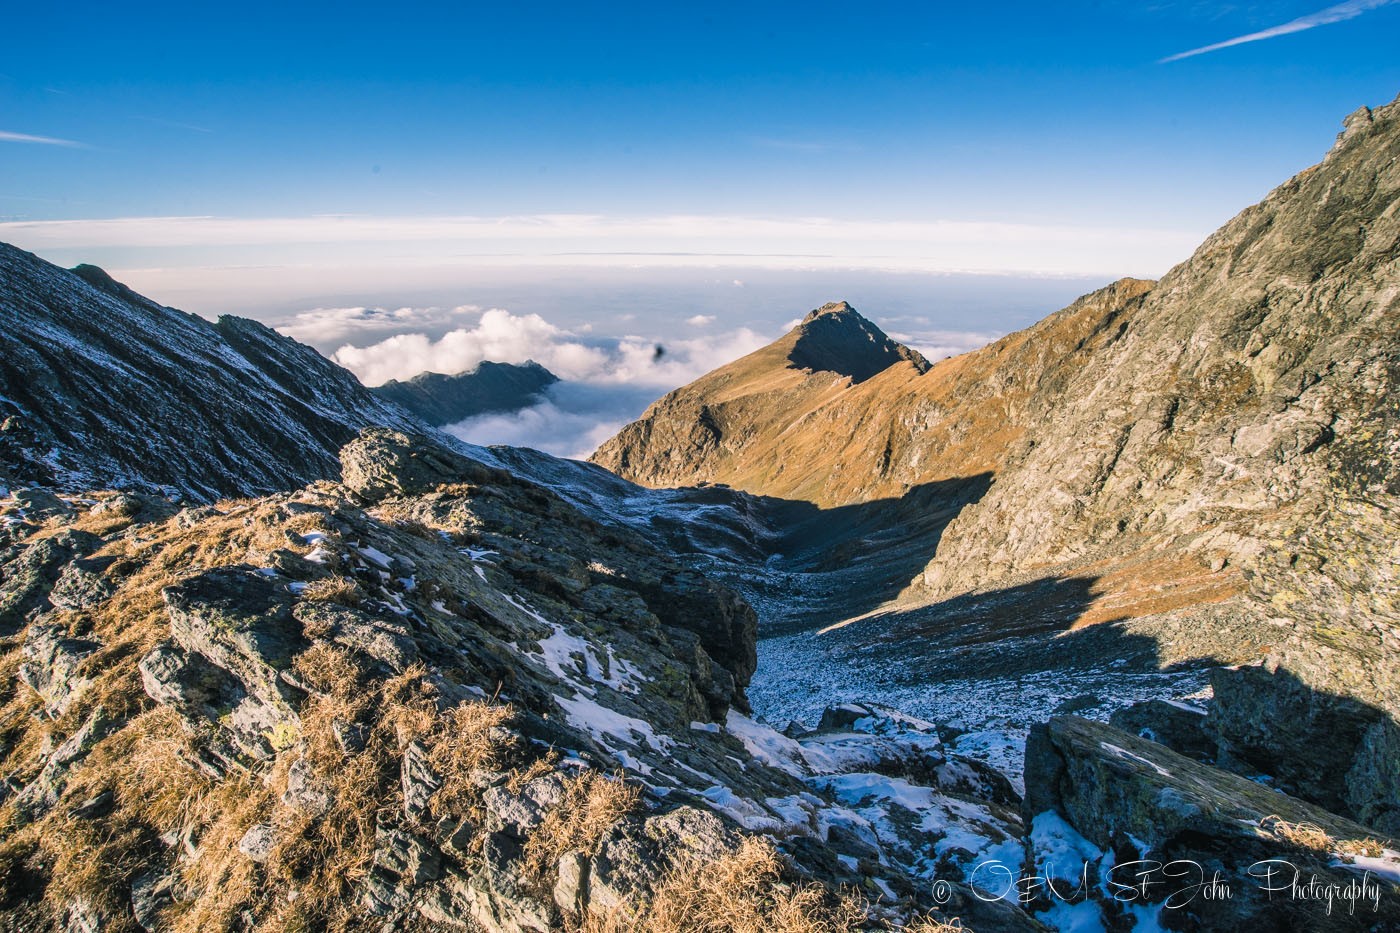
[371,361,559,427]
[0,244,424,502]
[0,431,1044,933]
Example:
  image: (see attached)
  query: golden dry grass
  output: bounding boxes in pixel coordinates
[522,771,641,883]
[1258,814,1390,859]
[300,576,364,607]
[0,498,531,930]
[580,835,867,933]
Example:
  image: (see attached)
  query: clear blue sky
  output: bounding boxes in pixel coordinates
[3,1,1397,228]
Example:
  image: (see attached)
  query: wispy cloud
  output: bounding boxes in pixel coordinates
[1160,0,1398,62]
[0,130,85,147]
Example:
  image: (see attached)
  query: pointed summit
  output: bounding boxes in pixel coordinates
[787,300,930,383]
[589,299,935,501]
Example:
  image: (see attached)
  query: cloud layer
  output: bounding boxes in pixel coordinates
[0,212,1198,279]
[316,306,772,389]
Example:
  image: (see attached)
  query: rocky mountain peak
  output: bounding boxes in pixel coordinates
[802,299,856,320]
[788,300,931,382]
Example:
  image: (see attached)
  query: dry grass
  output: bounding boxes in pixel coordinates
[300,576,364,607]
[424,701,514,816]
[1258,814,1390,859]
[0,498,539,931]
[522,771,641,883]
[1260,814,1334,851]
[581,835,866,933]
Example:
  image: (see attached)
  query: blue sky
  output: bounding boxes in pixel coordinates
[2,1,1397,453]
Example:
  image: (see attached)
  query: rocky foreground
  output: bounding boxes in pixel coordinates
[3,429,1398,932]
[1,430,1056,932]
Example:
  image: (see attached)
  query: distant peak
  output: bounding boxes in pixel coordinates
[787,301,930,383]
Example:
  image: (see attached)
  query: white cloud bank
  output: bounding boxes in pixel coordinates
[1159,0,1397,62]
[312,306,773,459]
[315,306,771,389]
[0,212,1199,280]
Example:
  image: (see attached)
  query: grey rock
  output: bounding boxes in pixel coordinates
[1109,697,1214,762]
[0,529,102,633]
[14,487,73,519]
[482,773,569,838]
[282,756,332,816]
[49,556,116,611]
[401,740,442,822]
[1024,715,1400,930]
[130,867,178,931]
[237,823,276,863]
[18,622,101,718]
[553,851,588,915]
[13,706,117,824]
[372,826,443,885]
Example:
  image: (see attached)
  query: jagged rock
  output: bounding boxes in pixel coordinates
[482,773,569,838]
[0,529,102,633]
[293,600,418,674]
[49,556,117,612]
[1108,697,1214,763]
[13,488,72,519]
[13,707,118,824]
[586,807,739,917]
[340,427,504,501]
[18,623,101,718]
[372,826,443,885]
[88,491,177,523]
[1024,715,1400,930]
[162,568,306,756]
[401,741,442,821]
[129,868,179,932]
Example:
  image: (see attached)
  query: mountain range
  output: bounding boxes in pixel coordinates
[0,95,1396,932]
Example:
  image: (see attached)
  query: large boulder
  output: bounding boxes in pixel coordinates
[1024,715,1400,931]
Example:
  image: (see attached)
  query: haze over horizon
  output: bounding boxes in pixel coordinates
[3,0,1397,455]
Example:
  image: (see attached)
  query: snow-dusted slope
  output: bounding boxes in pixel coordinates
[0,243,425,501]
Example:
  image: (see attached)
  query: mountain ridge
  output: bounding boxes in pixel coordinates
[370,360,559,427]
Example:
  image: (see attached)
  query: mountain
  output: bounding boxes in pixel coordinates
[370,361,559,427]
[592,300,935,506]
[0,245,423,501]
[595,97,1400,850]
[2,96,1399,933]
[597,97,1400,639]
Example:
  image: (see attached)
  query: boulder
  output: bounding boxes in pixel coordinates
[1024,715,1400,930]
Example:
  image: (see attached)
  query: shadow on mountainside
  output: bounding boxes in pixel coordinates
[736,472,994,635]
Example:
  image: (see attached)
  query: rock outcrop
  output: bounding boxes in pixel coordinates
[1022,715,1400,931]
[0,433,1043,932]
